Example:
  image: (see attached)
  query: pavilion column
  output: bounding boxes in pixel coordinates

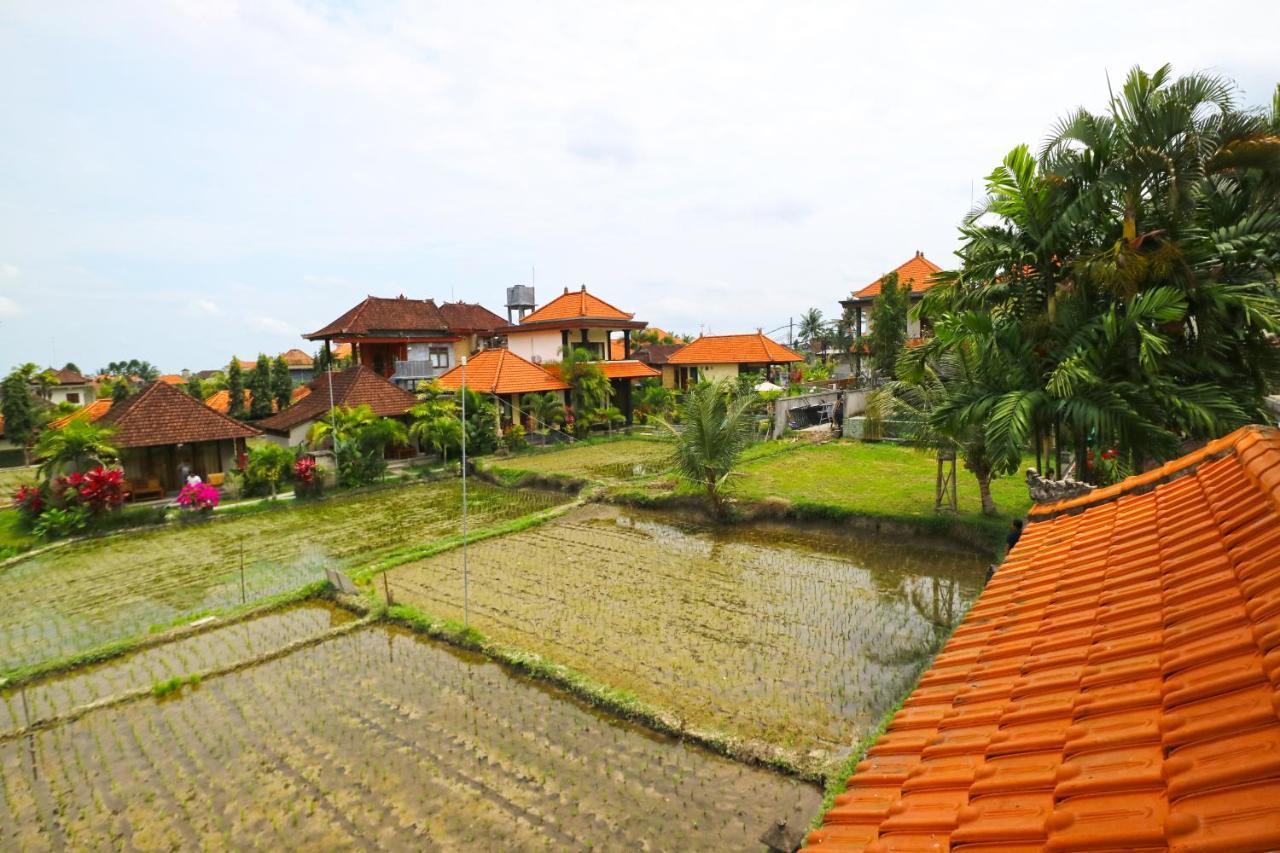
[623,329,631,358]
[621,379,633,425]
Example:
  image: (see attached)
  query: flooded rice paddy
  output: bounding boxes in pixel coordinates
[388,505,988,754]
[0,481,566,670]
[1,602,354,729]
[493,438,672,481]
[0,620,818,850]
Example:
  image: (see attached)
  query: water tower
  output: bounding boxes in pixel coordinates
[506,285,535,323]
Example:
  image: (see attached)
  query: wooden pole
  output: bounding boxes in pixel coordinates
[239,538,246,604]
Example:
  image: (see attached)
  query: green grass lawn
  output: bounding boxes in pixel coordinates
[487,436,673,482]
[734,441,1032,534]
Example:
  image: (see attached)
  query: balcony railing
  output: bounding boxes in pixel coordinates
[393,360,436,380]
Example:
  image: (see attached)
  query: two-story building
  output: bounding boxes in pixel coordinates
[840,251,946,377]
[38,368,97,407]
[304,296,504,391]
[500,286,659,423]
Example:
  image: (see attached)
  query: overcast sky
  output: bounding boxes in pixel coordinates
[1,1,1276,374]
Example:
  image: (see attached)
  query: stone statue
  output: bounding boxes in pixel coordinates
[1026,468,1094,503]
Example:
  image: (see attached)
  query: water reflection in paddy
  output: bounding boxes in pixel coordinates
[389,504,988,755]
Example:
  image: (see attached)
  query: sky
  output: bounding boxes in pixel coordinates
[1,1,1276,374]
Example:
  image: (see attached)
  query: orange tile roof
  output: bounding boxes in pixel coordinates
[96,381,259,448]
[807,424,1280,852]
[666,332,802,365]
[157,374,186,385]
[545,360,661,381]
[47,398,112,429]
[518,286,634,325]
[853,252,944,299]
[434,348,568,396]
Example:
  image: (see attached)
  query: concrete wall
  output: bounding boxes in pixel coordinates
[698,363,740,384]
[773,390,841,435]
[263,421,314,448]
[505,329,564,364]
[49,384,97,406]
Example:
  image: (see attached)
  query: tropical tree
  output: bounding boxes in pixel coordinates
[243,442,295,498]
[798,308,827,353]
[1,365,41,459]
[917,65,1280,481]
[635,381,674,423]
[520,391,566,433]
[111,380,131,404]
[101,360,159,382]
[307,404,409,486]
[271,356,293,411]
[556,346,611,436]
[226,359,247,420]
[867,271,910,380]
[248,354,274,419]
[34,420,118,480]
[409,398,463,463]
[460,388,499,455]
[183,377,205,400]
[661,379,758,517]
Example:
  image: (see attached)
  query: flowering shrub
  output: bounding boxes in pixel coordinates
[60,467,129,515]
[12,484,45,525]
[32,506,90,540]
[176,482,220,511]
[294,455,324,499]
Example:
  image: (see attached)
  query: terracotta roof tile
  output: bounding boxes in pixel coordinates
[518,286,634,325]
[202,387,306,415]
[597,360,661,380]
[438,301,507,332]
[666,332,803,365]
[47,398,112,429]
[48,367,91,385]
[807,425,1280,852]
[280,348,314,367]
[306,295,448,339]
[95,381,260,448]
[853,252,944,299]
[433,348,568,396]
[257,365,417,432]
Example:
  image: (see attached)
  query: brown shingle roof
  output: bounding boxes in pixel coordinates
[50,368,91,385]
[256,365,417,432]
[95,381,260,448]
[518,286,634,325]
[434,348,568,396]
[306,295,448,339]
[852,251,944,299]
[666,332,802,365]
[439,301,507,333]
[807,425,1280,852]
[280,348,314,367]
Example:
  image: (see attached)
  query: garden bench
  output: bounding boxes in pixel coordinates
[129,478,164,501]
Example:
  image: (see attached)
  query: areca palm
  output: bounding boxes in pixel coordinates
[661,380,757,517]
[520,392,566,433]
[34,420,118,480]
[918,66,1280,483]
[409,399,462,462]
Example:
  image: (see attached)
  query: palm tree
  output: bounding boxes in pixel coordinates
[409,398,463,463]
[798,308,826,353]
[520,391,566,433]
[34,420,118,480]
[307,404,408,485]
[661,379,757,517]
[918,66,1280,481]
[555,346,611,436]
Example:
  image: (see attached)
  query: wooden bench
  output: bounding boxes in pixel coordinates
[206,472,225,487]
[128,478,165,501]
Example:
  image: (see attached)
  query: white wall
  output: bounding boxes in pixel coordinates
[263,421,314,448]
[49,384,96,406]
[506,329,568,364]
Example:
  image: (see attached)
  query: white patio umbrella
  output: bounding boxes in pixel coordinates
[754,380,784,393]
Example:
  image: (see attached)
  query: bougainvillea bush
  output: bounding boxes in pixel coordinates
[175,482,220,512]
[293,456,324,499]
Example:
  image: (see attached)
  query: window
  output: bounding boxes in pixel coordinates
[430,347,451,369]
[582,341,605,360]
[66,392,80,404]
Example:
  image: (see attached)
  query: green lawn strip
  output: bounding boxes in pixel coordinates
[806,700,903,836]
[354,500,582,581]
[379,600,820,781]
[0,579,334,688]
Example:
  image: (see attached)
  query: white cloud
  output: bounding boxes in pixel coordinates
[0,263,18,281]
[0,295,21,318]
[193,299,221,316]
[249,316,295,336]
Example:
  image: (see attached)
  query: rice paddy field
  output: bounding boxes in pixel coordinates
[386,504,987,755]
[489,437,673,482]
[0,480,567,671]
[0,613,818,850]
